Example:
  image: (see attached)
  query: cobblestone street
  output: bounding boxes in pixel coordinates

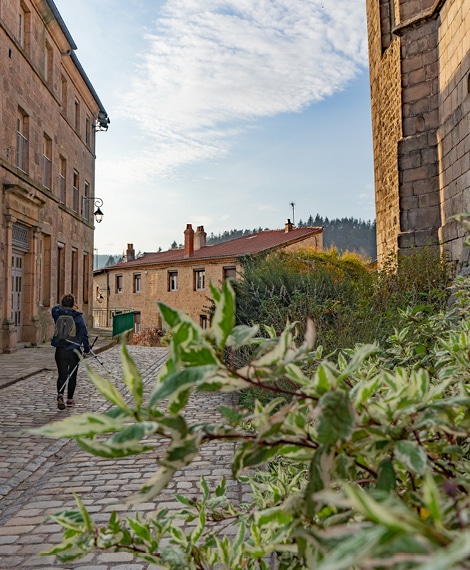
[0,345,245,569]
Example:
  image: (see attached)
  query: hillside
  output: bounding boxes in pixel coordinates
[207,215,377,260]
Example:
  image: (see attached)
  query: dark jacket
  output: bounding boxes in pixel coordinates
[51,305,91,352]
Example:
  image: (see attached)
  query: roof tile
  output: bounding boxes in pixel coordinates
[110,227,322,269]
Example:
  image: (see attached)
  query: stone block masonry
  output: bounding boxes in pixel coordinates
[366,0,470,267]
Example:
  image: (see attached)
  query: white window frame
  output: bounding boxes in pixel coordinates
[116,274,123,294]
[194,269,205,291]
[168,270,178,292]
[133,273,141,293]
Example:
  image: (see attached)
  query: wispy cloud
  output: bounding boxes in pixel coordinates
[113,0,368,177]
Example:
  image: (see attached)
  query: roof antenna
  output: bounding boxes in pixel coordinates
[289,202,295,225]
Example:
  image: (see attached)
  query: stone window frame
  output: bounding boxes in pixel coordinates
[18,2,31,52]
[45,39,53,84]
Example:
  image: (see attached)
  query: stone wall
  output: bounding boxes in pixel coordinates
[367,0,402,261]
[0,0,104,352]
[94,259,242,331]
[367,0,470,266]
[437,0,470,262]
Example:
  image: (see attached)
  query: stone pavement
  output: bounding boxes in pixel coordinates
[0,344,248,569]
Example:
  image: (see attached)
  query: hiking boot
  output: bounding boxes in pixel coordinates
[66,399,75,407]
[57,395,66,410]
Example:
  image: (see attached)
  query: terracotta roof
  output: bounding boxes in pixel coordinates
[103,226,322,271]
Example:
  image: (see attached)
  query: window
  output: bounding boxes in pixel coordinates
[40,234,51,307]
[42,134,52,190]
[168,270,178,291]
[83,181,90,220]
[61,75,68,113]
[45,40,53,83]
[16,110,28,173]
[74,98,80,131]
[380,0,395,52]
[194,269,205,291]
[200,315,208,329]
[18,5,25,46]
[134,312,141,333]
[72,170,79,212]
[83,253,89,304]
[223,266,236,280]
[19,3,31,52]
[59,156,66,203]
[115,275,123,294]
[71,248,78,297]
[85,115,91,145]
[133,273,141,293]
[57,242,65,302]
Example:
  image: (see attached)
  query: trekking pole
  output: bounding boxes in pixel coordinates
[59,337,99,395]
[88,347,112,376]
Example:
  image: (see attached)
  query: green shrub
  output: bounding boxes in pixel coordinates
[30,277,470,569]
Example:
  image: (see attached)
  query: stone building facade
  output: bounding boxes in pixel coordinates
[366,0,470,265]
[93,222,323,331]
[0,0,108,353]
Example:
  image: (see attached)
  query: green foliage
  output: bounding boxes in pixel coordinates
[234,246,452,357]
[30,277,470,568]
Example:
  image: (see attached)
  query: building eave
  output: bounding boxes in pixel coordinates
[44,0,108,115]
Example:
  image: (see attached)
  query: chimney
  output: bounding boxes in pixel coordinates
[126,243,135,261]
[285,219,293,233]
[184,224,194,257]
[194,225,207,250]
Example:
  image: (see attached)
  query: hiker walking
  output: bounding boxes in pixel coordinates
[51,294,90,410]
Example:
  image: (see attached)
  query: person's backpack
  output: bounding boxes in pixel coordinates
[53,314,77,347]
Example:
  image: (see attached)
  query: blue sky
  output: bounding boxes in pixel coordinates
[52,0,374,255]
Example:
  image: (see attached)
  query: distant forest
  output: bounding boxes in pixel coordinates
[207,214,377,260]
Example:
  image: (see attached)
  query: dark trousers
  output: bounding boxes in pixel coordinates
[55,347,80,399]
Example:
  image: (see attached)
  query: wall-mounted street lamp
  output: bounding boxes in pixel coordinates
[82,196,104,223]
